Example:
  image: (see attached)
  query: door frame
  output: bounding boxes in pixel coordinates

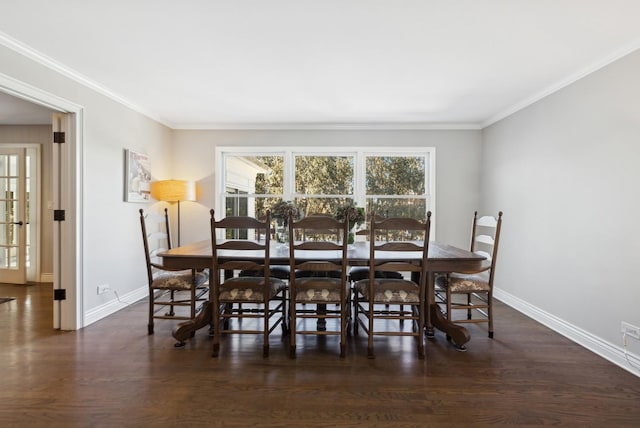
[0,72,84,330]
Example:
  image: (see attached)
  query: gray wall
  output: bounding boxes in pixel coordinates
[171,129,484,248]
[482,49,640,353]
[0,44,173,317]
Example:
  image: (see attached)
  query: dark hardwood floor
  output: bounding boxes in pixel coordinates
[1,282,639,427]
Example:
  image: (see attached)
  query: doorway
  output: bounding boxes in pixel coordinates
[0,74,83,330]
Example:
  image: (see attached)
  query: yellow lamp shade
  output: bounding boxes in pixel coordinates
[150,180,196,202]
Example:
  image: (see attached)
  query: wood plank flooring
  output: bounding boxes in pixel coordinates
[1,282,639,427]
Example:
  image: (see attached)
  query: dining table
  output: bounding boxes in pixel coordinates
[159,239,486,349]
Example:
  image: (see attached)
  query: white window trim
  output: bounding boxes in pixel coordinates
[215,146,436,237]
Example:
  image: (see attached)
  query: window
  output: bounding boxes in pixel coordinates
[216,147,434,229]
[365,155,427,219]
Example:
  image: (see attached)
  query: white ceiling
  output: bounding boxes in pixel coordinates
[1,0,640,128]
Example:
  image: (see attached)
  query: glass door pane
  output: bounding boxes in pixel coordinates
[0,149,26,283]
[0,155,18,268]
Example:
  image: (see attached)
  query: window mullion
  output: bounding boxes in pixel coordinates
[283,151,294,200]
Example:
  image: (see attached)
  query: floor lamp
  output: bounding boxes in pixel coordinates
[150,179,196,247]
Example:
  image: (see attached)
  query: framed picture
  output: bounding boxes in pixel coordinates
[124,149,151,202]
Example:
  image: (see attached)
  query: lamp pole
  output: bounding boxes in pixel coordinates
[177,199,182,247]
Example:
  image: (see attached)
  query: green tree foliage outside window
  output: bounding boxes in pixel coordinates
[366,156,426,219]
[249,153,428,222]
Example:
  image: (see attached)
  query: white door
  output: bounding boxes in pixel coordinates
[0,147,27,284]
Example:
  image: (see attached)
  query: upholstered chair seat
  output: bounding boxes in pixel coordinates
[354,278,421,303]
[446,271,490,293]
[218,276,287,301]
[293,278,345,302]
[151,269,209,290]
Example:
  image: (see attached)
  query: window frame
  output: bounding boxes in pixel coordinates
[215,146,436,236]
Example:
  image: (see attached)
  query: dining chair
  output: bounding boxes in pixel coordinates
[287,213,350,358]
[348,213,403,283]
[139,208,209,344]
[238,220,291,280]
[294,213,343,279]
[353,212,432,359]
[437,211,503,341]
[210,209,287,357]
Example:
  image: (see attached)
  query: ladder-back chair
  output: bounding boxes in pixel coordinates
[287,213,350,358]
[353,212,432,359]
[139,208,209,344]
[210,210,287,357]
[439,211,503,343]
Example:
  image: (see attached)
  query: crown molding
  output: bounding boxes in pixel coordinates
[483,40,640,128]
[3,29,639,132]
[0,31,483,131]
[171,121,483,131]
[0,30,170,127]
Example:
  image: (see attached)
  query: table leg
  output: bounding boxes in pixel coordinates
[429,303,470,350]
[317,304,327,331]
[426,271,471,350]
[172,301,213,344]
[426,272,435,338]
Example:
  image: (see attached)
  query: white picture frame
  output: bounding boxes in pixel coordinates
[124,149,151,202]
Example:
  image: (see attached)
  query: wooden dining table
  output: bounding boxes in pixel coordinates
[159,239,486,349]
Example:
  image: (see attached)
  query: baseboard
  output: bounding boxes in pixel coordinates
[494,288,640,378]
[84,285,148,327]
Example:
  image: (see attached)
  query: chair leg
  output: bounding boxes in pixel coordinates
[212,292,220,358]
[148,289,154,335]
[166,290,176,316]
[353,292,359,336]
[488,291,494,339]
[340,303,347,358]
[289,299,297,359]
[417,302,425,359]
[368,300,375,359]
[345,302,352,338]
[190,286,197,320]
[263,301,270,358]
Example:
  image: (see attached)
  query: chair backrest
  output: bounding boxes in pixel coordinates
[296,213,341,242]
[139,208,171,283]
[288,214,349,278]
[356,213,390,241]
[368,212,432,282]
[469,211,503,285]
[210,209,273,285]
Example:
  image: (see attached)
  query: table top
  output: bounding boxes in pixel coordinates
[159,239,487,273]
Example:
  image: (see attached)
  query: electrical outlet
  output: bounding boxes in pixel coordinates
[621,322,640,340]
[97,284,110,295]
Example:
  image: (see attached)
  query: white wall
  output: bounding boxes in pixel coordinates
[0,44,173,323]
[482,49,640,371]
[171,129,483,248]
